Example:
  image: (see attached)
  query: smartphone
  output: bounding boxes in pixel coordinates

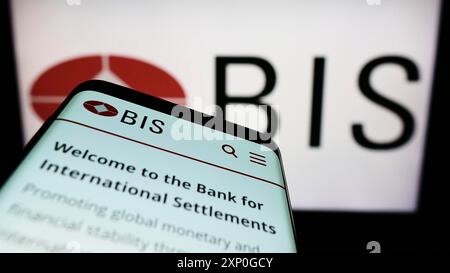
[0,80,296,253]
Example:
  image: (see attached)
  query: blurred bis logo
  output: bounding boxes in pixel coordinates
[30,55,186,121]
[83,100,118,117]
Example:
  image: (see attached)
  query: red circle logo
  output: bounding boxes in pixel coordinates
[31,55,186,120]
[83,100,118,117]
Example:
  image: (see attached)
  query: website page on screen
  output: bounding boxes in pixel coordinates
[0,90,296,253]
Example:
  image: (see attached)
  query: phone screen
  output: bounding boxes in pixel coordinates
[0,82,296,253]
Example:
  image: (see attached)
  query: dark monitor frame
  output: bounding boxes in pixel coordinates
[1,0,446,253]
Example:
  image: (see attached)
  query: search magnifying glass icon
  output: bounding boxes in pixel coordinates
[222,144,238,158]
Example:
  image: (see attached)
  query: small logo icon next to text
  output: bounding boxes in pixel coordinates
[83,100,118,117]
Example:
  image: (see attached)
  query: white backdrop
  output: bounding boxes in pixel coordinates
[11,0,441,211]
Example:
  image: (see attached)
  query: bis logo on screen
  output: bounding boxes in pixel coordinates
[82,99,165,135]
[83,100,118,117]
